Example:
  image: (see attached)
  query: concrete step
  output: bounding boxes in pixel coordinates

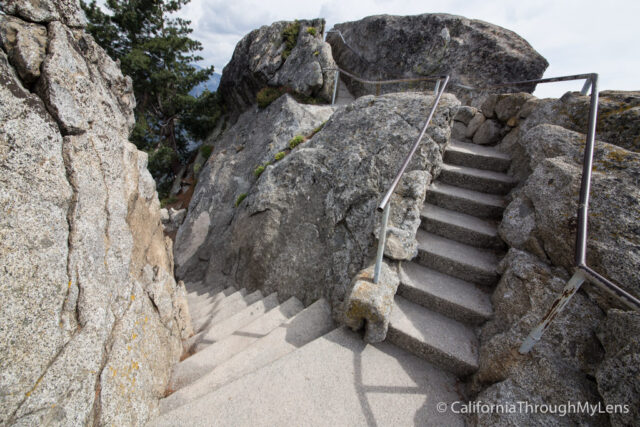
[188,287,242,321]
[398,261,493,325]
[159,299,334,414]
[444,139,511,172]
[192,290,263,333]
[388,295,479,377]
[168,295,302,393]
[192,295,304,353]
[425,182,506,220]
[420,203,504,249]
[185,292,280,352]
[416,229,500,286]
[150,327,464,427]
[439,163,517,195]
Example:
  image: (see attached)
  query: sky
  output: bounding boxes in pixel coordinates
[111,0,640,98]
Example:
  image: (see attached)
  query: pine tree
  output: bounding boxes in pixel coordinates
[81,0,221,197]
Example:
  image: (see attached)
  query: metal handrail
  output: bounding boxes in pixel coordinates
[324,28,640,352]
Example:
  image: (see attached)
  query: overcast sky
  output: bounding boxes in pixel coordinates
[156,1,640,98]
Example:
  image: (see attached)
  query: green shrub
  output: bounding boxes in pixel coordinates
[313,50,319,56]
[235,193,248,207]
[199,144,213,158]
[274,151,286,161]
[254,165,265,177]
[282,20,300,59]
[256,87,283,109]
[306,27,317,36]
[289,135,305,149]
[310,121,326,137]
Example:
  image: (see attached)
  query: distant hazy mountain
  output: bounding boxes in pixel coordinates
[190,66,221,96]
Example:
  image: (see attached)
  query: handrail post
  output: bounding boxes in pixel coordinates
[575,74,599,266]
[433,79,441,95]
[373,203,391,284]
[519,270,586,354]
[580,76,592,96]
[331,70,340,105]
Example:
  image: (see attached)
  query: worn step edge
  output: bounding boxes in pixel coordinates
[420,203,504,250]
[188,287,242,321]
[444,139,511,172]
[159,299,334,415]
[416,230,500,286]
[398,261,492,325]
[185,292,280,352]
[388,295,478,377]
[192,290,263,333]
[425,182,505,220]
[439,163,516,195]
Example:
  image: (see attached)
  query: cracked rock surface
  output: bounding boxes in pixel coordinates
[176,92,458,308]
[0,3,190,425]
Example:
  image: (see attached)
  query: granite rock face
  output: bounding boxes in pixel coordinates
[327,14,548,104]
[176,92,458,307]
[596,310,640,426]
[500,123,640,301]
[0,4,190,425]
[218,18,336,120]
[520,91,640,152]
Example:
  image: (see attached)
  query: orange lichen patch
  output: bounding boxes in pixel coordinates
[130,294,135,301]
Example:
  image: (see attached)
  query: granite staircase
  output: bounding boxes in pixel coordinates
[149,139,515,426]
[387,139,516,376]
[150,281,465,425]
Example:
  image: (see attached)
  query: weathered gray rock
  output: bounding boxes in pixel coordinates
[596,309,640,426]
[465,111,485,138]
[176,92,458,308]
[0,3,189,425]
[161,207,187,234]
[473,250,606,426]
[454,105,477,125]
[218,19,336,120]
[0,14,47,83]
[174,94,336,283]
[451,120,467,141]
[380,170,431,260]
[472,118,502,145]
[494,92,534,123]
[521,90,640,152]
[327,14,548,104]
[0,0,86,28]
[501,124,640,301]
[341,262,399,343]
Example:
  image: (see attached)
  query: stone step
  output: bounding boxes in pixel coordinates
[187,287,242,321]
[185,292,280,352]
[425,182,506,220]
[439,163,517,195]
[388,295,479,377]
[159,299,334,414]
[398,261,493,325]
[150,327,464,427]
[192,290,263,333]
[186,281,219,297]
[416,229,500,286]
[168,295,302,393]
[420,203,504,249]
[444,139,511,172]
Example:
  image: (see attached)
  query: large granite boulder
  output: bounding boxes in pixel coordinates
[218,18,337,120]
[519,90,640,152]
[176,92,458,307]
[0,5,190,426]
[327,14,548,104]
[499,123,640,302]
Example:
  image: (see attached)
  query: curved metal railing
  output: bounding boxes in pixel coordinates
[322,49,640,353]
[324,28,640,353]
